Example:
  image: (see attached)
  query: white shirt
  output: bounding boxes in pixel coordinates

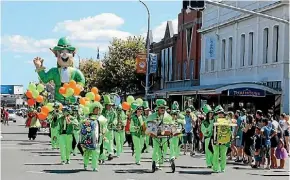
[272,120,280,132]
[279,119,289,131]
[61,68,70,83]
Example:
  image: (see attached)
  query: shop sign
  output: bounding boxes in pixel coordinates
[228,88,266,97]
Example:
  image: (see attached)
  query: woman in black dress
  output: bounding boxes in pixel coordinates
[243,115,256,165]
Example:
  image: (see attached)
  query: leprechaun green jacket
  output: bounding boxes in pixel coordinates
[130,115,145,137]
[201,119,214,138]
[58,114,78,135]
[37,67,85,103]
[102,109,117,130]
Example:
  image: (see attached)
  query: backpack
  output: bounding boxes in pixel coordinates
[80,119,100,150]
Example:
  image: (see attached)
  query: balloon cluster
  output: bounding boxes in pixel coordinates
[78,87,100,115]
[59,80,83,98]
[121,96,143,111]
[26,83,46,106]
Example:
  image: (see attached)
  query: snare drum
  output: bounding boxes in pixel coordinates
[171,125,182,136]
[146,121,158,137]
[160,124,172,136]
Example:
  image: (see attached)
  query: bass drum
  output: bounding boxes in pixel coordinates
[146,121,158,137]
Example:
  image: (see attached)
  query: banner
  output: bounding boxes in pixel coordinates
[205,36,217,60]
[136,53,147,74]
[149,53,157,74]
[228,88,266,97]
[1,85,14,94]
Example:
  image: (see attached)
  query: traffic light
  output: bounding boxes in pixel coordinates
[183,0,205,10]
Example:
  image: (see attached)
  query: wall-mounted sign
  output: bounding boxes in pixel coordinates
[14,86,24,95]
[205,36,217,60]
[1,85,14,94]
[136,53,147,74]
[228,88,266,97]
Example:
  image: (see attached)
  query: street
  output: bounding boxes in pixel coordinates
[1,116,289,180]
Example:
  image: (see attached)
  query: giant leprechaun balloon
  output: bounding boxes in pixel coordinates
[33,37,85,103]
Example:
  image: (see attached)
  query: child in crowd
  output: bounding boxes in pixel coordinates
[275,138,288,169]
[261,118,276,169]
[252,126,262,168]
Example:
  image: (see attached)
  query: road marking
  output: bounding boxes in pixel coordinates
[26,171,45,174]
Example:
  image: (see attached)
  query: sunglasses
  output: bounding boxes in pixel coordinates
[159,107,165,110]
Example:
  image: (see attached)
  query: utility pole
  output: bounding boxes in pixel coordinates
[139,0,151,100]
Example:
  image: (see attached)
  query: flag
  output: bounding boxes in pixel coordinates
[97,47,100,59]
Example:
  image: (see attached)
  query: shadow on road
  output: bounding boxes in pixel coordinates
[24,163,63,166]
[43,169,84,174]
[232,167,264,170]
[101,162,136,166]
[178,170,212,175]
[31,151,60,154]
[114,169,152,174]
[176,165,208,169]
[227,161,249,166]
[248,173,290,177]
[39,154,60,157]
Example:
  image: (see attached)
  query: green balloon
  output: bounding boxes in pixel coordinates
[32,90,39,99]
[83,107,90,115]
[126,96,135,105]
[28,83,36,91]
[79,104,84,109]
[37,84,45,93]
[85,101,91,107]
[86,92,95,101]
[136,98,143,106]
[66,88,74,97]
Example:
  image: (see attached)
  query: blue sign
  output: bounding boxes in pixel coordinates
[149,53,157,74]
[1,85,14,94]
[205,36,217,60]
[228,88,266,97]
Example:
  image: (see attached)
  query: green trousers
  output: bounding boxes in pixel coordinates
[152,138,167,165]
[114,130,125,156]
[144,135,150,152]
[204,138,213,167]
[212,144,227,172]
[169,136,180,159]
[73,130,80,154]
[83,148,100,169]
[50,127,59,149]
[104,130,114,155]
[132,135,144,163]
[59,134,73,162]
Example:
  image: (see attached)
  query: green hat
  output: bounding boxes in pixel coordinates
[143,101,150,110]
[103,95,114,105]
[89,102,103,113]
[52,37,76,51]
[131,101,142,112]
[171,101,180,114]
[202,104,212,114]
[155,99,167,109]
[214,105,224,113]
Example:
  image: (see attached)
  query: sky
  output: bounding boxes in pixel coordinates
[1,1,181,89]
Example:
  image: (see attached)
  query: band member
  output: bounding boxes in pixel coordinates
[114,105,127,157]
[170,101,185,159]
[81,102,107,172]
[49,103,61,149]
[59,106,78,164]
[130,102,145,165]
[142,101,151,153]
[102,95,117,161]
[71,105,81,156]
[147,99,174,170]
[201,104,214,168]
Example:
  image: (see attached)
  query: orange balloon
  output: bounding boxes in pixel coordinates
[38,113,47,121]
[91,87,99,94]
[74,86,81,96]
[63,83,70,89]
[26,90,33,99]
[59,87,66,95]
[41,106,50,114]
[79,97,86,105]
[94,94,101,102]
[59,104,63,110]
[69,80,77,89]
[122,102,130,111]
[27,99,36,106]
[36,95,44,103]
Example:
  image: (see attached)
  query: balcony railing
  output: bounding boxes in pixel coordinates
[165,79,199,89]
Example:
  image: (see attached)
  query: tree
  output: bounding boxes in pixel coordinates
[99,36,146,95]
[79,58,103,93]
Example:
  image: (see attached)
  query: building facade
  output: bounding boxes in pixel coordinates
[199,0,289,114]
[153,3,203,110]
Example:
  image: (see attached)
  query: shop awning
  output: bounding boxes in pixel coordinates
[154,82,282,96]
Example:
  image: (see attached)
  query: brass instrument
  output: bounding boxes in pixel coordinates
[116,112,124,131]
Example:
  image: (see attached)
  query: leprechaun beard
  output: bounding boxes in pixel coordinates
[57,54,74,67]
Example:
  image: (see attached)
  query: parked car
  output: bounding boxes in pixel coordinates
[7,109,16,122]
[16,109,23,116]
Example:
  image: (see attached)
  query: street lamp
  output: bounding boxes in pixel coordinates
[139,0,150,100]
